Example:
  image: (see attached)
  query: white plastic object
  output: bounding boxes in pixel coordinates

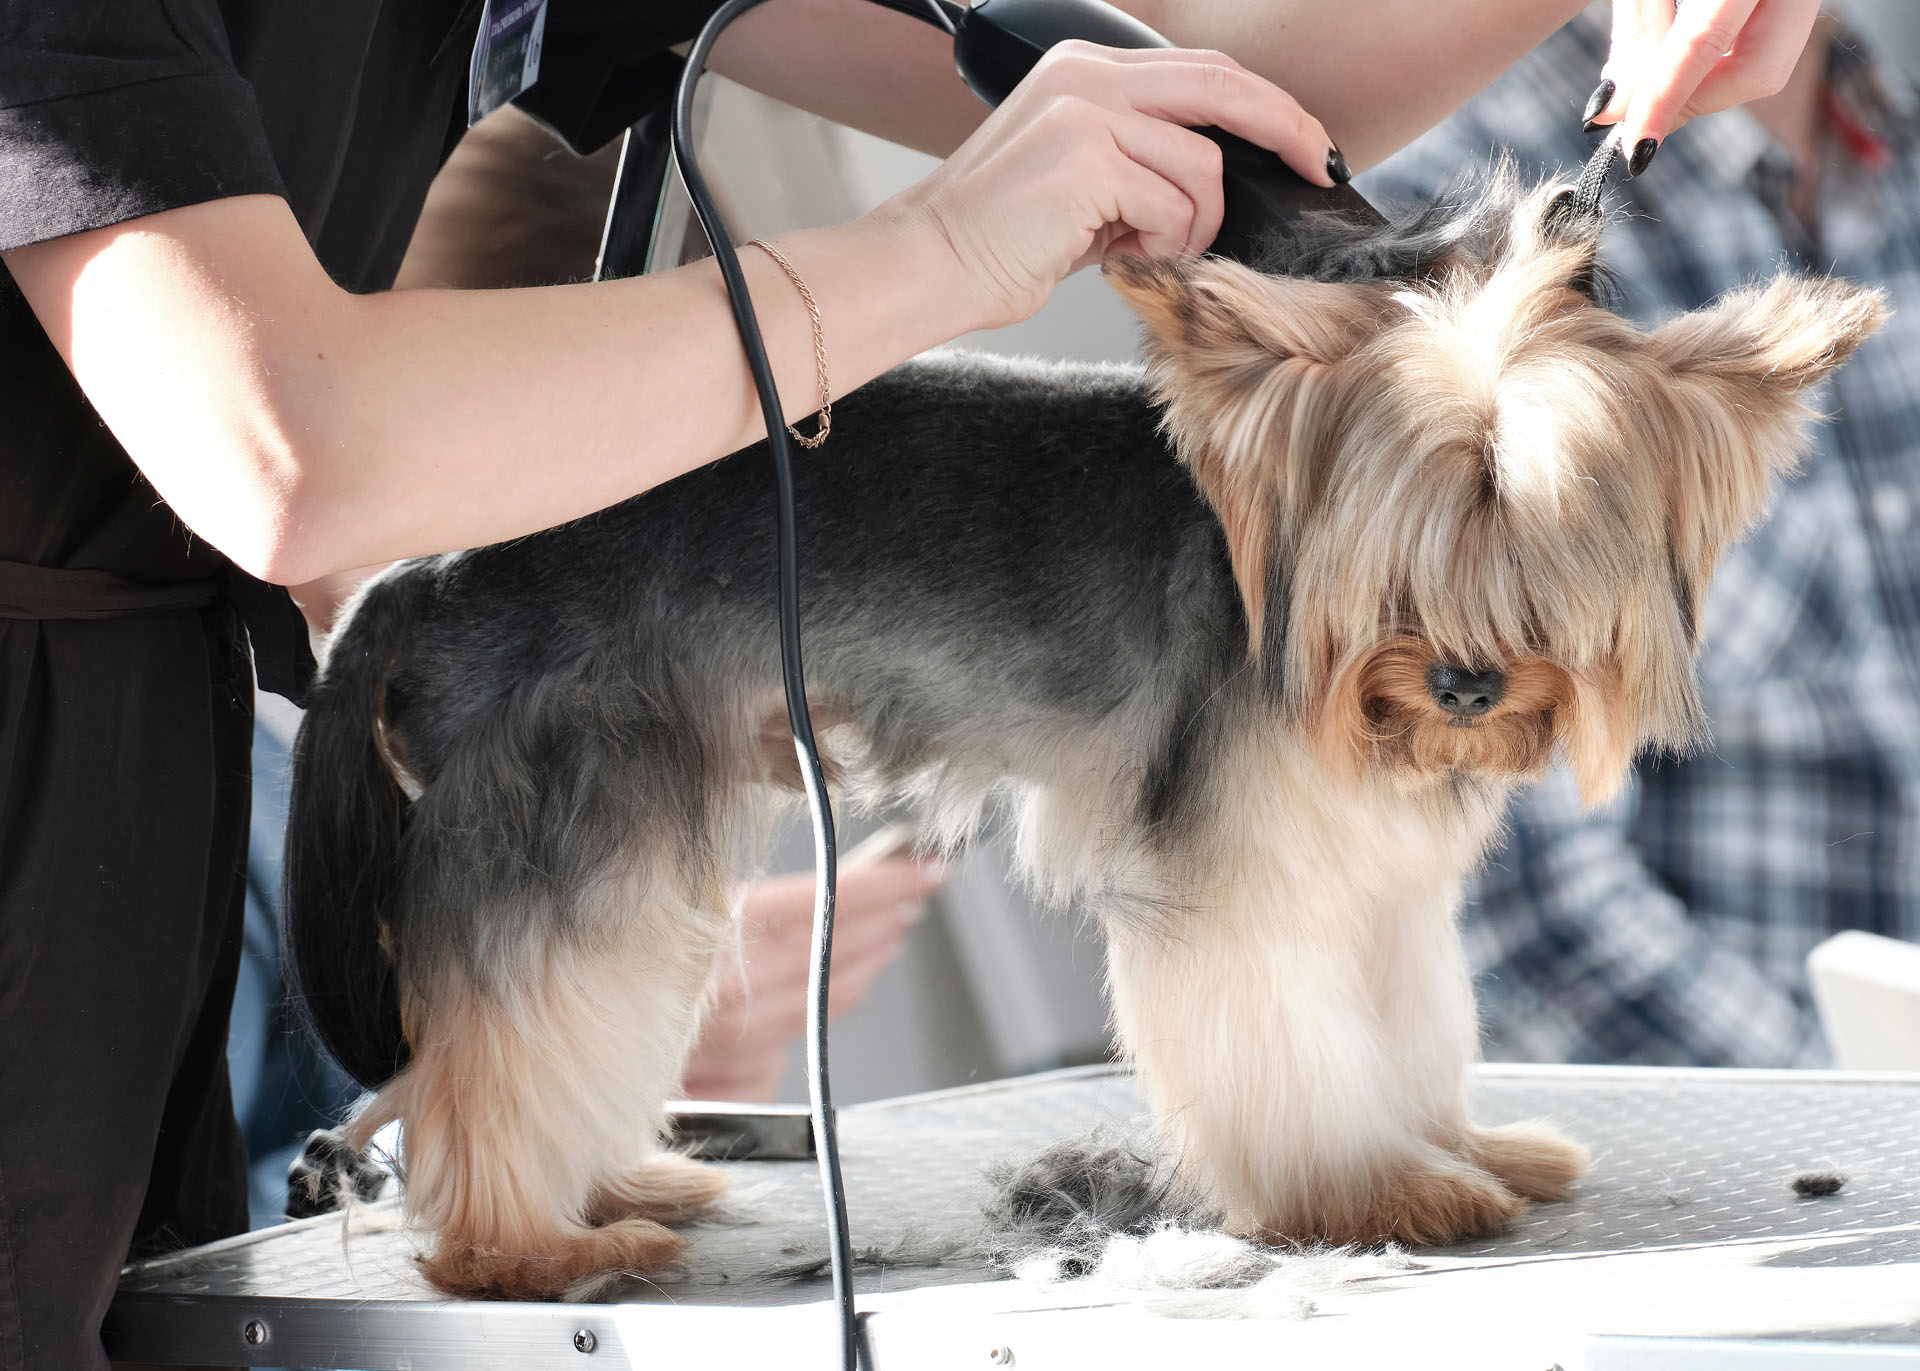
[1807,929,1920,1070]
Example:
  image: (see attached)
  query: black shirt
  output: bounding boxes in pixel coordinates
[0,9,719,1351]
[0,0,718,672]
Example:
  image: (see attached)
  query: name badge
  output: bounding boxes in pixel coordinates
[468,0,549,127]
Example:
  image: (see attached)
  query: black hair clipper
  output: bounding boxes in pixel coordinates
[948,0,1385,262]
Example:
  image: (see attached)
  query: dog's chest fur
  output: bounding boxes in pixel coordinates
[1177,714,1507,930]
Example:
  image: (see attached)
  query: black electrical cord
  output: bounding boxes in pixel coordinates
[670,2,927,1366]
[672,4,988,1365]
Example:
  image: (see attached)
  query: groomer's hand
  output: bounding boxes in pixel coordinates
[1583,0,1821,173]
[885,41,1340,331]
[680,857,949,1102]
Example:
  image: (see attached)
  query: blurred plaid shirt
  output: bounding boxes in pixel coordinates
[1362,11,1920,1067]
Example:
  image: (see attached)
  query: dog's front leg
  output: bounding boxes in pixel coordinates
[1374,883,1589,1206]
[1104,883,1529,1247]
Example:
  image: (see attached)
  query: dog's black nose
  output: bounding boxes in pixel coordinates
[1427,663,1506,718]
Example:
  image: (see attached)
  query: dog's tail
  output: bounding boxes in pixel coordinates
[284,569,431,1089]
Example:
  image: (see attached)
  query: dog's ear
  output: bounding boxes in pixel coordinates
[1105,254,1387,370]
[1648,273,1885,396]
[1642,274,1887,604]
[1106,255,1388,659]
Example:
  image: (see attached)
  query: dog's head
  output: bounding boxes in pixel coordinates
[1110,171,1885,806]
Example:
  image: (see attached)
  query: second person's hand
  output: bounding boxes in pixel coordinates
[680,856,949,1102]
[1583,0,1822,174]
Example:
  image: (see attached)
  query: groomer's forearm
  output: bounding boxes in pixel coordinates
[724,0,1588,171]
[292,208,971,578]
[1136,0,1587,169]
[2,193,977,586]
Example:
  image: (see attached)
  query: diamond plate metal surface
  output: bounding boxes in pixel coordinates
[105,1065,1920,1368]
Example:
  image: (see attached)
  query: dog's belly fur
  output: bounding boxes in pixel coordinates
[296,351,1586,1298]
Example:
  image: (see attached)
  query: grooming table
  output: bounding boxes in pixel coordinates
[106,1064,1920,1369]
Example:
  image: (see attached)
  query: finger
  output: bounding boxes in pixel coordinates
[839,933,909,977]
[709,1007,807,1053]
[1592,0,1674,127]
[1088,139,1203,258]
[735,870,817,935]
[837,854,951,904]
[826,984,876,1022]
[1104,60,1338,188]
[769,855,946,916]
[739,902,918,991]
[827,950,903,1019]
[748,906,918,978]
[1106,112,1225,256]
[1678,0,1820,123]
[1620,0,1761,157]
[728,932,906,1040]
[681,1037,791,1097]
[736,858,941,944]
[741,871,929,944]
[713,914,911,1056]
[826,909,915,964]
[841,823,918,867]
[692,994,750,1043]
[679,1063,785,1104]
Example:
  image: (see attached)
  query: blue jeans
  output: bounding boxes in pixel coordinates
[226,716,361,1228]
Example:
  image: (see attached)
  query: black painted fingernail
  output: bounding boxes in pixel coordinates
[1581,79,1616,132]
[1326,145,1351,186]
[1629,136,1659,177]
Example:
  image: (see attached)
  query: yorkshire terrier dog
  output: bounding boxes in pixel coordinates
[286,169,1883,1299]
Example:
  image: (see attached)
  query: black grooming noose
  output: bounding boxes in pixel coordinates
[1567,131,1624,222]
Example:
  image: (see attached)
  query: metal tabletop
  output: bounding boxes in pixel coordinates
[105,1064,1920,1369]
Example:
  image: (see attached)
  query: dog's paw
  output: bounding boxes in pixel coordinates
[586,1151,729,1226]
[1347,1158,1525,1245]
[421,1217,686,1299]
[285,1127,392,1219]
[1464,1120,1590,1202]
[1227,1156,1525,1248]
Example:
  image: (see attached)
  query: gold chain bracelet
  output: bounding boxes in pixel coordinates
[744,239,831,450]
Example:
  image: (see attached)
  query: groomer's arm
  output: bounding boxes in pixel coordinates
[2,48,1331,586]
[719,0,1812,173]
[6,195,961,585]
[712,0,1592,169]
[1140,0,1591,170]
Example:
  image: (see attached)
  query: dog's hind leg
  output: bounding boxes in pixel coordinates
[359,865,733,1300]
